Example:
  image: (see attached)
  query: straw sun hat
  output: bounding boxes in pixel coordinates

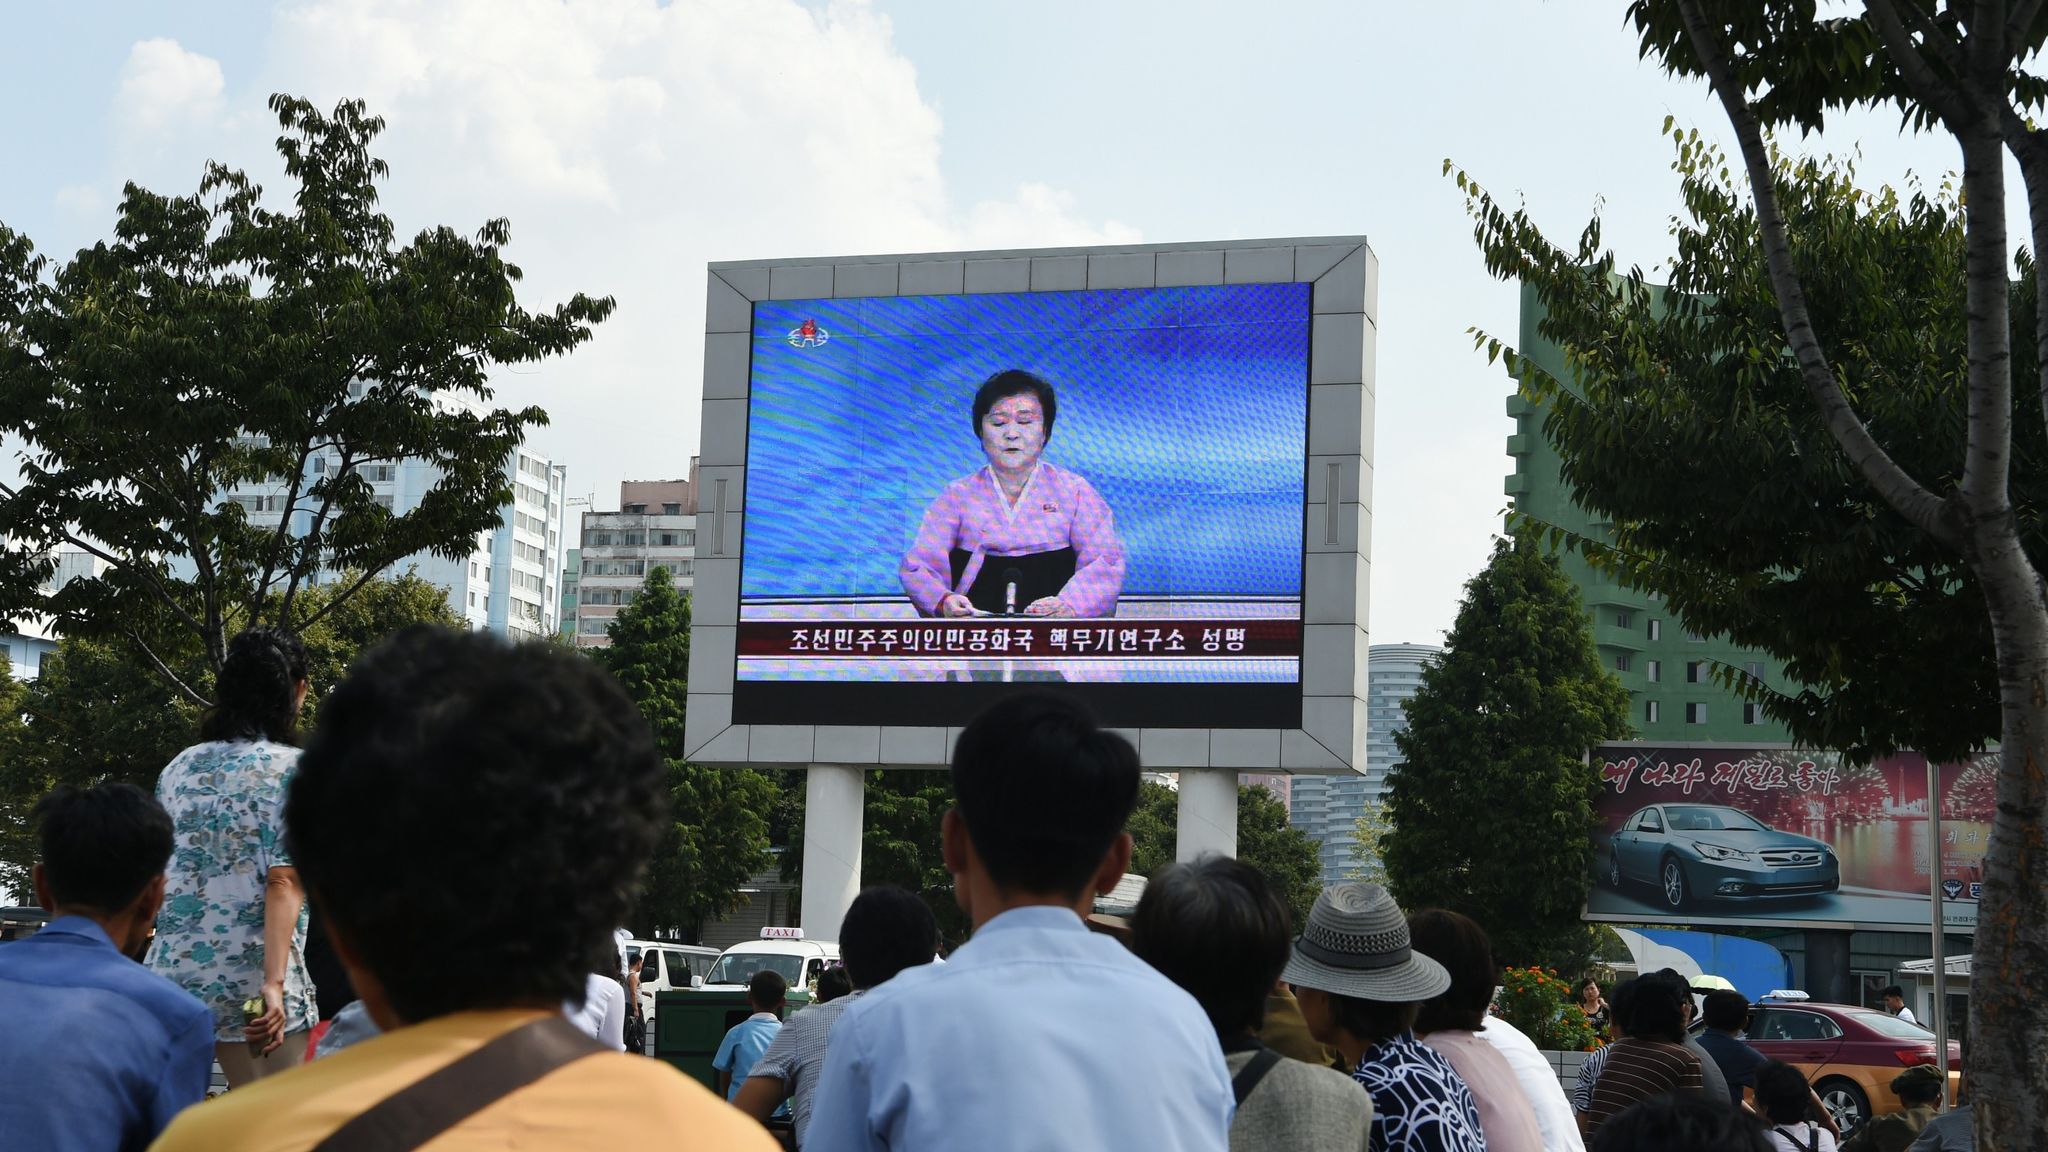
[1280,882,1451,1003]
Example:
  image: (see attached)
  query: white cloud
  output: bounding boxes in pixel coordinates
[248,0,1134,496]
[116,39,226,139]
[52,183,106,219]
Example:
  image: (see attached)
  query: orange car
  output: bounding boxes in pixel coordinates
[1735,1000,1962,1134]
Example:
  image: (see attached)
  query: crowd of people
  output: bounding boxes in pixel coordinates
[0,624,1974,1152]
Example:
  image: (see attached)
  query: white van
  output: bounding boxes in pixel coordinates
[624,940,722,1018]
[700,927,840,995]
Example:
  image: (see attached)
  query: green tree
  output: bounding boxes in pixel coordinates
[0,571,463,890]
[1346,798,1391,887]
[773,771,970,947]
[1382,532,1632,970]
[1458,6,2048,1137]
[1126,781,1325,926]
[598,567,776,941]
[0,94,611,702]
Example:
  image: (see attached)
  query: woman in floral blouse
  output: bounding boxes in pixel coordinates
[148,629,317,1087]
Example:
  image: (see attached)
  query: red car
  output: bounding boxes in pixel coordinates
[1735,999,1962,1133]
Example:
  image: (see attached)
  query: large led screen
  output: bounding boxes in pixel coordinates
[731,282,1311,728]
[1584,745,1994,932]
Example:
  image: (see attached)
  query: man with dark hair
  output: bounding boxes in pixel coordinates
[1582,977,1706,1138]
[1882,984,1917,1025]
[737,886,940,1144]
[1696,990,1769,1106]
[1132,855,1371,1151]
[716,971,787,1101]
[0,784,212,1152]
[1643,968,1731,1103]
[152,626,773,1152]
[1588,1093,1774,1152]
[807,693,1230,1152]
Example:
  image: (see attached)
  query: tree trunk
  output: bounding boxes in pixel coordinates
[1965,527,2048,1150]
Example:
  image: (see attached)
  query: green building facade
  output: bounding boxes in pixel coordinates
[1507,284,1792,744]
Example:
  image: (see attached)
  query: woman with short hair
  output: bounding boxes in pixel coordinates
[1757,1061,1838,1152]
[1408,909,1547,1152]
[1132,856,1371,1152]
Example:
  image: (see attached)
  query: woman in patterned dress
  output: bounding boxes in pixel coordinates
[148,629,318,1087]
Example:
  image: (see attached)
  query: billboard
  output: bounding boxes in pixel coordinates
[684,239,1375,771]
[1585,744,1996,932]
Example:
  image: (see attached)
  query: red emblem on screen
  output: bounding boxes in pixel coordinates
[788,318,830,348]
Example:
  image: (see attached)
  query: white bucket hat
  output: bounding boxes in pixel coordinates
[1280,882,1451,1003]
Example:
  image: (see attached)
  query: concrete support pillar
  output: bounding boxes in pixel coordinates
[801,764,864,943]
[1176,768,1239,862]
[1804,928,1853,1004]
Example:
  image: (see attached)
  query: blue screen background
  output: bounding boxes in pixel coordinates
[740,283,1310,601]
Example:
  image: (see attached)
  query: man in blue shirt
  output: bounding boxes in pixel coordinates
[0,783,213,1151]
[1694,989,1769,1106]
[807,694,1233,1152]
[714,970,787,1101]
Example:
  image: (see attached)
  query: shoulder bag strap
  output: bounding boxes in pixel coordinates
[1231,1047,1285,1107]
[311,1015,606,1152]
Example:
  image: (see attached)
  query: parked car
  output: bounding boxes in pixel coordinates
[0,907,50,942]
[624,940,721,1019]
[1607,803,1839,910]
[1702,998,1961,1135]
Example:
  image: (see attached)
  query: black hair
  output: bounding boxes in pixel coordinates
[1892,1067,1945,1106]
[1589,1093,1773,1152]
[1624,975,1688,1043]
[748,969,788,1009]
[815,965,853,1003]
[840,885,939,990]
[31,784,173,912]
[1754,1060,1814,1125]
[970,369,1058,444]
[949,693,1140,898]
[200,627,309,744]
[1702,989,1752,1031]
[1408,909,1497,1034]
[1881,984,1906,1000]
[1131,855,1292,1042]
[1608,977,1645,1039]
[1327,992,1419,1045]
[284,626,667,1024]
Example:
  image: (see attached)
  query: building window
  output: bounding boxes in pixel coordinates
[1648,620,1662,642]
[1686,628,1706,643]
[662,502,682,515]
[1615,611,1633,629]
[1645,700,1660,724]
[1614,654,1631,673]
[468,591,477,607]
[1686,661,1703,684]
[374,494,394,510]
[311,457,326,474]
[362,464,396,483]
[1743,702,1761,725]
[1745,661,1765,682]
[1686,702,1707,724]
[470,561,478,577]
[1646,660,1661,683]
[624,503,646,514]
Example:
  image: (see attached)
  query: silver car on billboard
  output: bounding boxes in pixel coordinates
[1606,803,1839,910]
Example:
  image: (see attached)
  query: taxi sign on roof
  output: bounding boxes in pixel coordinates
[761,926,805,941]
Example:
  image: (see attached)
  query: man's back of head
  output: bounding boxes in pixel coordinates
[946,692,1140,905]
[839,886,939,991]
[31,783,174,932]
[748,970,788,1014]
[285,625,669,1026]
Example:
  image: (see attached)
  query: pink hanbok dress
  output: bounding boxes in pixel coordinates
[899,461,1125,617]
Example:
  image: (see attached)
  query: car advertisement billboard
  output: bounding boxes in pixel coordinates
[731,282,1310,729]
[1585,744,1995,932]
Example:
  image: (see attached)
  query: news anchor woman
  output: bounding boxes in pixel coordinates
[900,369,1126,618]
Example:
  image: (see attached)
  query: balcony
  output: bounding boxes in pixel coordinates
[1506,394,1534,418]
[1506,432,1532,457]
[1595,623,1646,652]
[1504,472,1531,496]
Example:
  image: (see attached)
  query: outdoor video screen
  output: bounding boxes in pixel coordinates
[732,283,1311,728]
[1584,745,1994,933]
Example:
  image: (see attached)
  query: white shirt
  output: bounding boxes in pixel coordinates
[1765,1121,1838,1152]
[564,973,626,1050]
[1896,1005,1919,1024]
[1478,1015,1588,1152]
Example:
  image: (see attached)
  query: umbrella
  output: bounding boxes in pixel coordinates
[1689,974,1737,992]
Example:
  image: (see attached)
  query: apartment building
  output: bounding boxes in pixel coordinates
[573,464,699,649]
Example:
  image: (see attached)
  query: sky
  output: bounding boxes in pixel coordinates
[0,0,1973,645]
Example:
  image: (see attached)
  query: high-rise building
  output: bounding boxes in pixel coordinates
[1507,286,1791,741]
[560,547,581,639]
[1290,642,1442,885]
[3,550,108,680]
[573,464,699,649]
[208,406,567,639]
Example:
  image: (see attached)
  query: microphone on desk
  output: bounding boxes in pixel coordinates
[1004,568,1023,616]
